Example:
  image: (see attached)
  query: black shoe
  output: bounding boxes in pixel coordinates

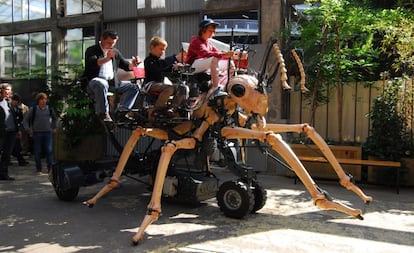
[117,111,135,122]
[152,107,177,119]
[124,111,135,121]
[0,175,15,181]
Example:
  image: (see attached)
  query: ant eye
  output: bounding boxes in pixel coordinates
[231,84,245,97]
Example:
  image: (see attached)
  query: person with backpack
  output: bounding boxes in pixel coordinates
[23,92,57,174]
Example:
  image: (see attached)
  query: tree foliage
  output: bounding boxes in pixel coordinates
[289,0,413,143]
[364,75,412,160]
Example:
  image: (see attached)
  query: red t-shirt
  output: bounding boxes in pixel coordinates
[186,36,222,65]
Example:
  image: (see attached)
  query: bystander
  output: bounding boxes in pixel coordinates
[23,92,57,174]
[0,83,20,180]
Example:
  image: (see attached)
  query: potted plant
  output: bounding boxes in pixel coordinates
[49,64,106,161]
[16,64,106,160]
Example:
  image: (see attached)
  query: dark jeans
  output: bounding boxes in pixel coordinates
[0,131,17,177]
[12,138,26,162]
[33,131,54,171]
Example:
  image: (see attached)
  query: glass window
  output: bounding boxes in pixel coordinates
[0,36,14,77]
[67,28,82,41]
[30,32,47,72]
[30,43,46,70]
[0,0,49,23]
[67,0,101,15]
[67,0,82,15]
[0,32,51,77]
[29,0,48,20]
[30,32,46,45]
[83,0,101,13]
[46,0,50,17]
[14,46,29,74]
[67,29,83,64]
[14,33,28,46]
[13,0,25,22]
[137,21,146,57]
[14,34,29,75]
[0,35,13,47]
[4,48,13,62]
[66,28,95,65]
[3,48,14,76]
[137,0,145,9]
[151,0,165,9]
[0,0,13,23]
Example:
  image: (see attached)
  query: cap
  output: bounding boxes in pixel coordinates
[199,19,220,29]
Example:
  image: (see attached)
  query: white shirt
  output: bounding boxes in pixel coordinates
[0,99,16,131]
[98,43,114,80]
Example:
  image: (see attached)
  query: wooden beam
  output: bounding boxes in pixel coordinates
[0,12,101,36]
[289,0,305,5]
[204,0,258,13]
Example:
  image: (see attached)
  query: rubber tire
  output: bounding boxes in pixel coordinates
[49,167,80,201]
[54,185,79,201]
[217,180,254,219]
[251,180,267,213]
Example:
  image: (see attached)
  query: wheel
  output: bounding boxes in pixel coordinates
[251,180,267,213]
[49,164,82,201]
[54,185,79,201]
[217,180,254,219]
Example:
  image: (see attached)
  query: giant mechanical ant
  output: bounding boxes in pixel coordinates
[51,38,372,245]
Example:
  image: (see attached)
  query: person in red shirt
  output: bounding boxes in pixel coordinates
[186,19,234,91]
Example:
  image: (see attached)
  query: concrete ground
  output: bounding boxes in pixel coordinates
[0,158,413,253]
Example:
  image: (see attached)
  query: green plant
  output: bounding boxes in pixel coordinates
[288,0,413,144]
[289,0,379,142]
[53,64,105,150]
[16,64,105,150]
[364,74,411,161]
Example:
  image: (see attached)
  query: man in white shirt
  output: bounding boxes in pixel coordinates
[82,30,141,122]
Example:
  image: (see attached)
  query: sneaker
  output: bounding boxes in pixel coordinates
[103,112,113,122]
[124,111,135,121]
[97,112,113,122]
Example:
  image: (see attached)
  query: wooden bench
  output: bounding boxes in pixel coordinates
[294,156,402,194]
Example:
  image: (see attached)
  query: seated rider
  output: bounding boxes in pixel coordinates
[143,36,186,116]
[186,18,234,95]
[82,30,141,122]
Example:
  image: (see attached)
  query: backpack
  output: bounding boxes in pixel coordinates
[29,105,54,127]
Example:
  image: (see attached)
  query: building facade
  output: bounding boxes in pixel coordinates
[0,0,303,122]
